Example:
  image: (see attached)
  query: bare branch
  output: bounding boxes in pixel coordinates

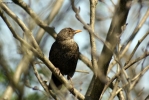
[76,70,89,74]
[12,0,57,38]
[71,0,105,44]
[36,0,64,43]
[79,53,93,70]
[130,65,149,90]
[108,79,119,100]
[89,0,98,74]
[125,9,149,64]
[32,63,58,100]
[0,1,41,52]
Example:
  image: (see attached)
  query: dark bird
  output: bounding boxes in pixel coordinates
[49,28,81,89]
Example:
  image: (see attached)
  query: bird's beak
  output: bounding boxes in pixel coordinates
[73,30,82,34]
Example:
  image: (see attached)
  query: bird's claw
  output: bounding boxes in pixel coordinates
[68,76,74,89]
[70,87,74,93]
[54,68,60,75]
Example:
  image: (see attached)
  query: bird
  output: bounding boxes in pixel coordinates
[49,28,81,89]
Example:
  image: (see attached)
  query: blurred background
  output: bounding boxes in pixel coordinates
[0,0,149,100]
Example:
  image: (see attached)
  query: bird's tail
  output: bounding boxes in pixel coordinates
[49,74,62,89]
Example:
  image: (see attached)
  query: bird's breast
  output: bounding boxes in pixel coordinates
[49,39,79,76]
[59,39,78,52]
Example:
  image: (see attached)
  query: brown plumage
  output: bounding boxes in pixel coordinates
[49,28,81,89]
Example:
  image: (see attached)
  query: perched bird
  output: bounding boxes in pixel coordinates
[49,28,81,89]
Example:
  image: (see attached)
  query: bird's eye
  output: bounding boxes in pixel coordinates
[68,29,72,32]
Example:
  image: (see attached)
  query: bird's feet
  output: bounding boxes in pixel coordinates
[67,76,74,92]
[54,68,61,75]
[70,87,74,93]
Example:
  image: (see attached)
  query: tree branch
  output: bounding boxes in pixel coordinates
[89,0,98,73]
[125,9,149,64]
[32,63,58,100]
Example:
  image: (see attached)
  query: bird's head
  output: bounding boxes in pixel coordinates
[56,28,81,41]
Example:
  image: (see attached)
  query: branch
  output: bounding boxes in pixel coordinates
[36,0,64,43]
[130,65,149,90]
[76,70,89,74]
[0,7,41,100]
[71,0,105,44]
[89,0,98,74]
[108,41,130,74]
[108,79,119,100]
[0,1,41,51]
[125,51,149,69]
[12,0,57,38]
[32,63,58,100]
[0,43,24,99]
[125,9,149,64]
[100,51,149,98]
[79,53,93,70]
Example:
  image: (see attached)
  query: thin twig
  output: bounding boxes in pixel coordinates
[71,0,105,44]
[0,1,41,52]
[79,53,92,70]
[108,79,119,100]
[32,63,58,100]
[114,53,131,100]
[125,51,149,69]
[36,0,63,43]
[101,51,149,98]
[125,8,149,64]
[130,65,149,90]
[76,70,89,74]
[12,0,57,38]
[89,0,98,75]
